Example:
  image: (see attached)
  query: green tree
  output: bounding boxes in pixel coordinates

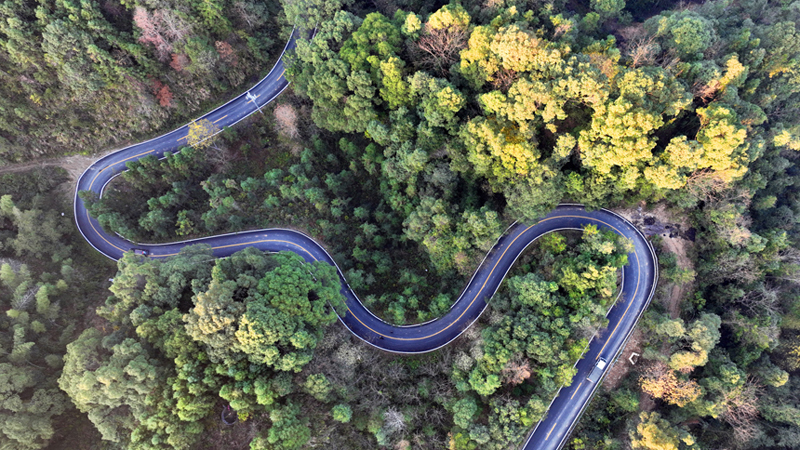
[59,329,163,444]
[0,244,79,450]
[257,402,311,450]
[452,397,479,429]
[331,404,352,423]
[280,0,349,28]
[646,10,717,59]
[235,252,344,370]
[668,313,721,371]
[101,245,215,325]
[485,397,533,450]
[0,195,71,261]
[339,12,402,74]
[303,373,332,402]
[409,71,465,132]
[591,0,626,19]
[378,57,411,109]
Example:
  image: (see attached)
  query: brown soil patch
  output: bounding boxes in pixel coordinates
[0,154,95,179]
[662,237,690,318]
[602,328,644,390]
[649,204,693,318]
[639,389,657,412]
[198,410,266,450]
[57,155,98,197]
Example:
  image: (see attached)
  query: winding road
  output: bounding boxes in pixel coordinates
[73,26,658,450]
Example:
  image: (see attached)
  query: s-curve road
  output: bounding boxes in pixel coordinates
[74,26,302,258]
[73,27,658,450]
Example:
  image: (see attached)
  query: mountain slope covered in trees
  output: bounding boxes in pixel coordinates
[2,0,800,449]
[0,0,285,163]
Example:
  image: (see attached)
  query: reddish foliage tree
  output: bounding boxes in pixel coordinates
[501,358,532,385]
[170,53,188,72]
[151,78,163,94]
[215,41,238,67]
[490,67,518,92]
[133,7,171,61]
[273,104,299,139]
[150,79,174,107]
[156,84,173,107]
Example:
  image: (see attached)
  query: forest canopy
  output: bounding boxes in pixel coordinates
[4,0,800,449]
[287,0,788,222]
[59,246,345,448]
[0,0,285,163]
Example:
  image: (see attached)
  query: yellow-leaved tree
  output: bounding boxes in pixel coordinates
[630,412,697,450]
[186,118,220,150]
[186,118,227,165]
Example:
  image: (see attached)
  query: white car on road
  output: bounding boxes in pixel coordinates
[587,358,607,383]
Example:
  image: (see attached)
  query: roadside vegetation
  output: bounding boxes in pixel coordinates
[2,0,800,449]
[0,0,287,163]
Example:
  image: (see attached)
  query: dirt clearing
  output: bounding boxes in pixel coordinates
[616,203,695,318]
[603,203,696,391]
[0,154,99,199]
[603,328,644,391]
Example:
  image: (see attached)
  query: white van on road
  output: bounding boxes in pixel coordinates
[587,358,607,383]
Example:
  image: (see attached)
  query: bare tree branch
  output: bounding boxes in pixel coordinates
[417,25,468,76]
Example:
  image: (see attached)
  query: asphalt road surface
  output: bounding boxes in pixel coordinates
[73,27,658,450]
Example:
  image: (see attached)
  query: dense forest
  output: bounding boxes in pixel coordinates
[0,0,286,162]
[2,0,800,449]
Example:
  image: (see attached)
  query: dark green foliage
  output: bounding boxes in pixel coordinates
[755,375,800,448]
[0,194,72,261]
[0,263,75,449]
[82,147,214,242]
[259,401,311,450]
[59,329,164,443]
[0,167,69,207]
[90,125,491,324]
[451,397,478,429]
[280,0,351,27]
[0,168,73,262]
[63,246,345,448]
[9,0,800,448]
[0,168,110,449]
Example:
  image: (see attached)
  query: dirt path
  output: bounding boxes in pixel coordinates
[0,154,99,199]
[0,155,90,176]
[662,235,692,319]
[602,328,644,391]
[616,203,695,319]
[603,203,695,394]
